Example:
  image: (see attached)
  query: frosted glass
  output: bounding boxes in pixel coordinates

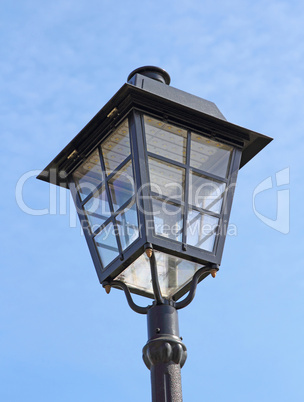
[116,251,202,298]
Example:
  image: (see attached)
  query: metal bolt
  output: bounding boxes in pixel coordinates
[156,328,161,333]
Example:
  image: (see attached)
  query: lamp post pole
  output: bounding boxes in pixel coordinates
[141,248,187,401]
[143,303,187,402]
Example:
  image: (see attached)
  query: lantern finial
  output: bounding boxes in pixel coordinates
[127,66,171,85]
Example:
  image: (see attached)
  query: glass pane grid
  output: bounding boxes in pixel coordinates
[146,147,230,185]
[73,117,141,270]
[75,115,235,270]
[186,209,219,252]
[189,171,226,215]
[185,204,221,219]
[144,120,232,253]
[144,115,187,164]
[89,194,137,238]
[190,166,229,183]
[93,157,137,266]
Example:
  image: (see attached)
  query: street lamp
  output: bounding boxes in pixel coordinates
[38,66,272,401]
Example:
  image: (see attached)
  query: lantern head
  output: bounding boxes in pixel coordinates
[38,67,272,300]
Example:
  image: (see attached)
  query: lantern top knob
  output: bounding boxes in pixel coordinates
[127,66,171,85]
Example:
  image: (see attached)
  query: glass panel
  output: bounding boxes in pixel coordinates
[116,253,152,294]
[116,251,202,298]
[83,186,111,232]
[101,119,130,175]
[187,210,219,252]
[116,202,139,250]
[144,116,187,163]
[72,148,104,201]
[94,222,119,268]
[189,171,226,214]
[152,198,183,242]
[108,161,134,212]
[190,134,232,178]
[148,157,185,202]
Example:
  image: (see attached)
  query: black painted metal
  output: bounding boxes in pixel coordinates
[143,303,187,402]
[181,131,191,250]
[128,66,171,85]
[128,112,147,244]
[150,252,165,305]
[131,111,155,241]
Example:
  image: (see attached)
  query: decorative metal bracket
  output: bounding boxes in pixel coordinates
[102,247,219,314]
[102,280,150,315]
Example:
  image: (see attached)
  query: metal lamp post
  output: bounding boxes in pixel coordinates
[38,66,272,401]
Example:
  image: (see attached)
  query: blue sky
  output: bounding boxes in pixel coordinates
[1,0,304,401]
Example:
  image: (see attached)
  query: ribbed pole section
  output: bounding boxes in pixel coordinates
[143,304,187,402]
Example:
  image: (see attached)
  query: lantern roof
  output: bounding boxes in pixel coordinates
[37,70,272,188]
